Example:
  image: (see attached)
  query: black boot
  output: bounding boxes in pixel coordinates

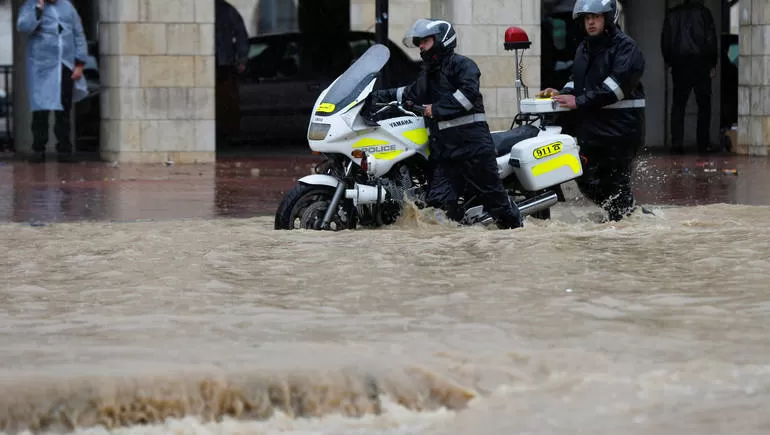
[495,213,523,229]
[27,151,45,163]
[54,111,73,162]
[492,204,523,229]
[30,110,49,162]
[444,200,465,223]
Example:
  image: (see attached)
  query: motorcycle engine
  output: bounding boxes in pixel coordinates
[357,164,429,227]
[386,165,413,199]
[375,165,410,225]
[378,165,428,225]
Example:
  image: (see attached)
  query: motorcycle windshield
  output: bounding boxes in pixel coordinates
[315,44,391,116]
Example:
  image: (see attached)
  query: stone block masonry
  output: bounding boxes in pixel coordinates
[98,0,216,163]
[737,0,770,155]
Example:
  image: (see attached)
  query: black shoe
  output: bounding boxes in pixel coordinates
[670,146,685,155]
[445,201,465,223]
[697,146,719,155]
[496,210,524,229]
[56,143,72,159]
[27,151,45,163]
[56,152,74,163]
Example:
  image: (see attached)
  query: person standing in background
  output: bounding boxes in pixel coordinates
[215,0,250,149]
[661,0,718,154]
[16,0,89,162]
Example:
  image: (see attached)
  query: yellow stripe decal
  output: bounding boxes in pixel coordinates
[352,138,389,148]
[402,128,429,146]
[532,154,582,177]
[372,150,403,160]
[343,100,359,112]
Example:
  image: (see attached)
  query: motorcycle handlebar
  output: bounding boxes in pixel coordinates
[373,101,426,116]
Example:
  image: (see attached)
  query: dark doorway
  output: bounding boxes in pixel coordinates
[71,0,100,157]
[540,0,580,92]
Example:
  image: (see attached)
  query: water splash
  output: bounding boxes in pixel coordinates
[0,366,476,434]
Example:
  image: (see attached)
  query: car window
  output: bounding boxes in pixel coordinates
[278,41,301,78]
[244,39,302,82]
[248,43,269,59]
[297,37,353,79]
[728,44,738,65]
[244,40,280,81]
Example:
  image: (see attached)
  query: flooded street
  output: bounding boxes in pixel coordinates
[0,154,769,434]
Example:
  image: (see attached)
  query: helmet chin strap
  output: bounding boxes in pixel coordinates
[420,37,452,64]
[420,46,439,62]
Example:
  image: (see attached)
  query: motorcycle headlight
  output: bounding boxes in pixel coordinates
[308,123,331,140]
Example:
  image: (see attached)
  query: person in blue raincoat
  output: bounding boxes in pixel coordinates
[17,0,89,162]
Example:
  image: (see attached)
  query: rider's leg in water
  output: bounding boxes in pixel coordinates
[445,123,522,229]
[458,148,522,229]
[425,162,464,222]
[576,140,642,222]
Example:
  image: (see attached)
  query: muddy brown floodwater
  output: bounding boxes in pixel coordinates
[0,153,768,435]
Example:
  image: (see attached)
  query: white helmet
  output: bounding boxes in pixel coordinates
[572,0,620,25]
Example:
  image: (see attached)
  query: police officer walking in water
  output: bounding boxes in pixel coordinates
[370,19,523,229]
[539,0,646,222]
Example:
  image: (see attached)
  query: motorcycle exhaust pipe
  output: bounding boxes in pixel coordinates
[517,191,559,217]
[345,183,388,206]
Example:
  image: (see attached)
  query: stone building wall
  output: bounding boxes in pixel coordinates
[98,0,217,163]
[737,0,770,155]
[432,0,541,132]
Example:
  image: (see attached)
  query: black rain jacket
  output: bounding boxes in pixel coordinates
[371,51,486,136]
[661,1,718,69]
[559,27,646,145]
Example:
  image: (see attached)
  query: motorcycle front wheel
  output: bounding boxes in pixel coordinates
[274,184,355,231]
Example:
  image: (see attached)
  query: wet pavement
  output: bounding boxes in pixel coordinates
[0,152,768,224]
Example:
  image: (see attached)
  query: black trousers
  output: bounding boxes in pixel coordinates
[576,138,642,222]
[670,66,712,151]
[31,64,74,153]
[425,122,522,229]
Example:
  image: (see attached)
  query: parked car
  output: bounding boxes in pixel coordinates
[231,31,422,149]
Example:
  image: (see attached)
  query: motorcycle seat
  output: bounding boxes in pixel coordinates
[491,125,541,157]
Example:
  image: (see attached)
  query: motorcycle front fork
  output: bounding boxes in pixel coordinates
[318,161,354,230]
